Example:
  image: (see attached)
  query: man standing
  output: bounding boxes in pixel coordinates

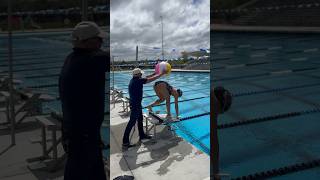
[122,68,164,149]
[59,21,109,180]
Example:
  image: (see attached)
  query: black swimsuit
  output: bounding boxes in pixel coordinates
[154,81,173,95]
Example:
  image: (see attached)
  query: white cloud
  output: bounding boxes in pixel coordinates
[111,0,209,61]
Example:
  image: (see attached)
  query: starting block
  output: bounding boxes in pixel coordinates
[143,111,180,139]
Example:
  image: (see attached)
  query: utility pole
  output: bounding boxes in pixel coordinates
[8,0,16,145]
[160,16,164,61]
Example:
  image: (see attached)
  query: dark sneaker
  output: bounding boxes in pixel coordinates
[122,143,135,150]
[114,175,134,180]
[139,134,152,141]
[158,119,164,124]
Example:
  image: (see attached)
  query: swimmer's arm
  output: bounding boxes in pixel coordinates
[174,96,179,118]
[166,97,171,117]
[212,89,222,115]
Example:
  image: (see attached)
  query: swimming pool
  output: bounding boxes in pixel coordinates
[111,71,210,155]
[0,31,110,157]
[213,31,320,179]
[0,32,110,111]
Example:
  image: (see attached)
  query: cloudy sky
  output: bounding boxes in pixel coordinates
[110,0,209,61]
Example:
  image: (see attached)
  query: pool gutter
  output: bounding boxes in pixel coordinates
[171,69,210,73]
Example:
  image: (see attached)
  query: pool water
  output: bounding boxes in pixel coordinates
[111,71,210,154]
[213,32,320,179]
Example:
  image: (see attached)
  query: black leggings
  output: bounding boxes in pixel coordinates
[122,107,145,144]
[64,138,106,180]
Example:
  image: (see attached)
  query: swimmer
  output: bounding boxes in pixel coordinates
[214,86,232,114]
[147,81,183,119]
[211,86,232,180]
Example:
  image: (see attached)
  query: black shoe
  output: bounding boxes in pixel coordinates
[114,175,134,180]
[122,143,135,150]
[139,134,152,141]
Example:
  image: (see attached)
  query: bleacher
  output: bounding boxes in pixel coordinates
[213,0,320,27]
[183,59,210,70]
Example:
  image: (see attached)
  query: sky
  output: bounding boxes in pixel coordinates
[110,0,210,61]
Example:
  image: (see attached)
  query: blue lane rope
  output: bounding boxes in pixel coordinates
[214,66,319,82]
[25,73,61,79]
[142,88,210,98]
[1,65,61,73]
[142,96,209,109]
[232,82,320,97]
[27,83,59,88]
[0,59,61,67]
[164,112,210,124]
[218,108,320,129]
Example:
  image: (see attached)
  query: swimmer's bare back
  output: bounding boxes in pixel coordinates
[154,81,171,100]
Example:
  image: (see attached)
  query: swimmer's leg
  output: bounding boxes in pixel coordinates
[147,98,165,112]
[147,85,165,112]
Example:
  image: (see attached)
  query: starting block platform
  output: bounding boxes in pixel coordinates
[143,112,180,139]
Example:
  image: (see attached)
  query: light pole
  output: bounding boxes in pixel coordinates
[160,16,164,61]
[136,45,138,67]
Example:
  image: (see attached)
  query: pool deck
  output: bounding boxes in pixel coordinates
[211,24,320,33]
[0,115,65,180]
[109,100,210,180]
[0,110,109,180]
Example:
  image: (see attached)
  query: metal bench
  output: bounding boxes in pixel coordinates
[28,113,66,172]
[0,90,55,126]
[110,89,124,103]
[120,97,130,113]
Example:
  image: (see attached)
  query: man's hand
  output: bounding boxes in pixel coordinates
[146,72,156,78]
[160,71,166,76]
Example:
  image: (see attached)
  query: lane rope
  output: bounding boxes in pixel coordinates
[231,159,320,180]
[218,108,320,129]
